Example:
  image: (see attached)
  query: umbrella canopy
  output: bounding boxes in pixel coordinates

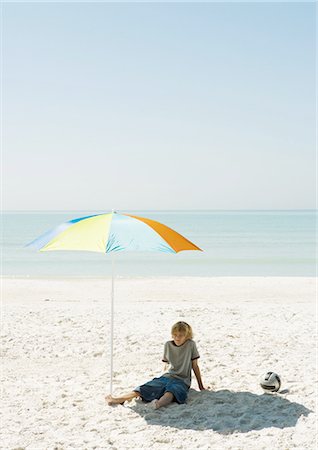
[28,211,202,253]
[27,211,202,393]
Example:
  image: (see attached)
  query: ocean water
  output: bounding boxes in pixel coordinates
[1,210,316,277]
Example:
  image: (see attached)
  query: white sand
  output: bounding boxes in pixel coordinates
[1,277,316,450]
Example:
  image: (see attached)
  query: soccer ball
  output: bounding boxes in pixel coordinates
[260,371,281,392]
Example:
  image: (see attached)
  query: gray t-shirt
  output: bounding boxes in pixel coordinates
[162,339,200,387]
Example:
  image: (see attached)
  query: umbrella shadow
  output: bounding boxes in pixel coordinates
[130,389,312,434]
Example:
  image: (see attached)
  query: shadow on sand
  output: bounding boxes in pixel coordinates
[130,389,312,434]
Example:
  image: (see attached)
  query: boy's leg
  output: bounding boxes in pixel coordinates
[152,392,174,409]
[106,391,140,405]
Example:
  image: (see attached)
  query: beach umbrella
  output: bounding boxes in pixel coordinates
[27,211,202,393]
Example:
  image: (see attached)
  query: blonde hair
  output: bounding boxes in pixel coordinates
[171,321,193,339]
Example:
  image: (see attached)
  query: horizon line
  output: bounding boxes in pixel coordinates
[2,208,316,213]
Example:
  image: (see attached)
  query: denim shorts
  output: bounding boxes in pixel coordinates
[134,376,189,404]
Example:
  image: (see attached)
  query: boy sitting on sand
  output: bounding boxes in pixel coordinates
[106,321,206,409]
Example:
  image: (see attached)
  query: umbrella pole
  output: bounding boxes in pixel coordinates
[110,253,115,395]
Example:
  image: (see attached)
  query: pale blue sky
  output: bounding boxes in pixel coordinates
[2,2,316,211]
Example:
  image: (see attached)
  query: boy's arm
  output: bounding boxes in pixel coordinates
[162,342,169,372]
[192,359,205,390]
[163,362,168,372]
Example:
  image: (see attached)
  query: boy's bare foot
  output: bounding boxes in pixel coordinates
[105,395,124,406]
[149,399,159,409]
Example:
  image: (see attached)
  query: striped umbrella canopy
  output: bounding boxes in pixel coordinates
[28,211,201,254]
[28,211,202,393]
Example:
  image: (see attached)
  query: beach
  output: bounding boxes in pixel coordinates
[1,276,316,450]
